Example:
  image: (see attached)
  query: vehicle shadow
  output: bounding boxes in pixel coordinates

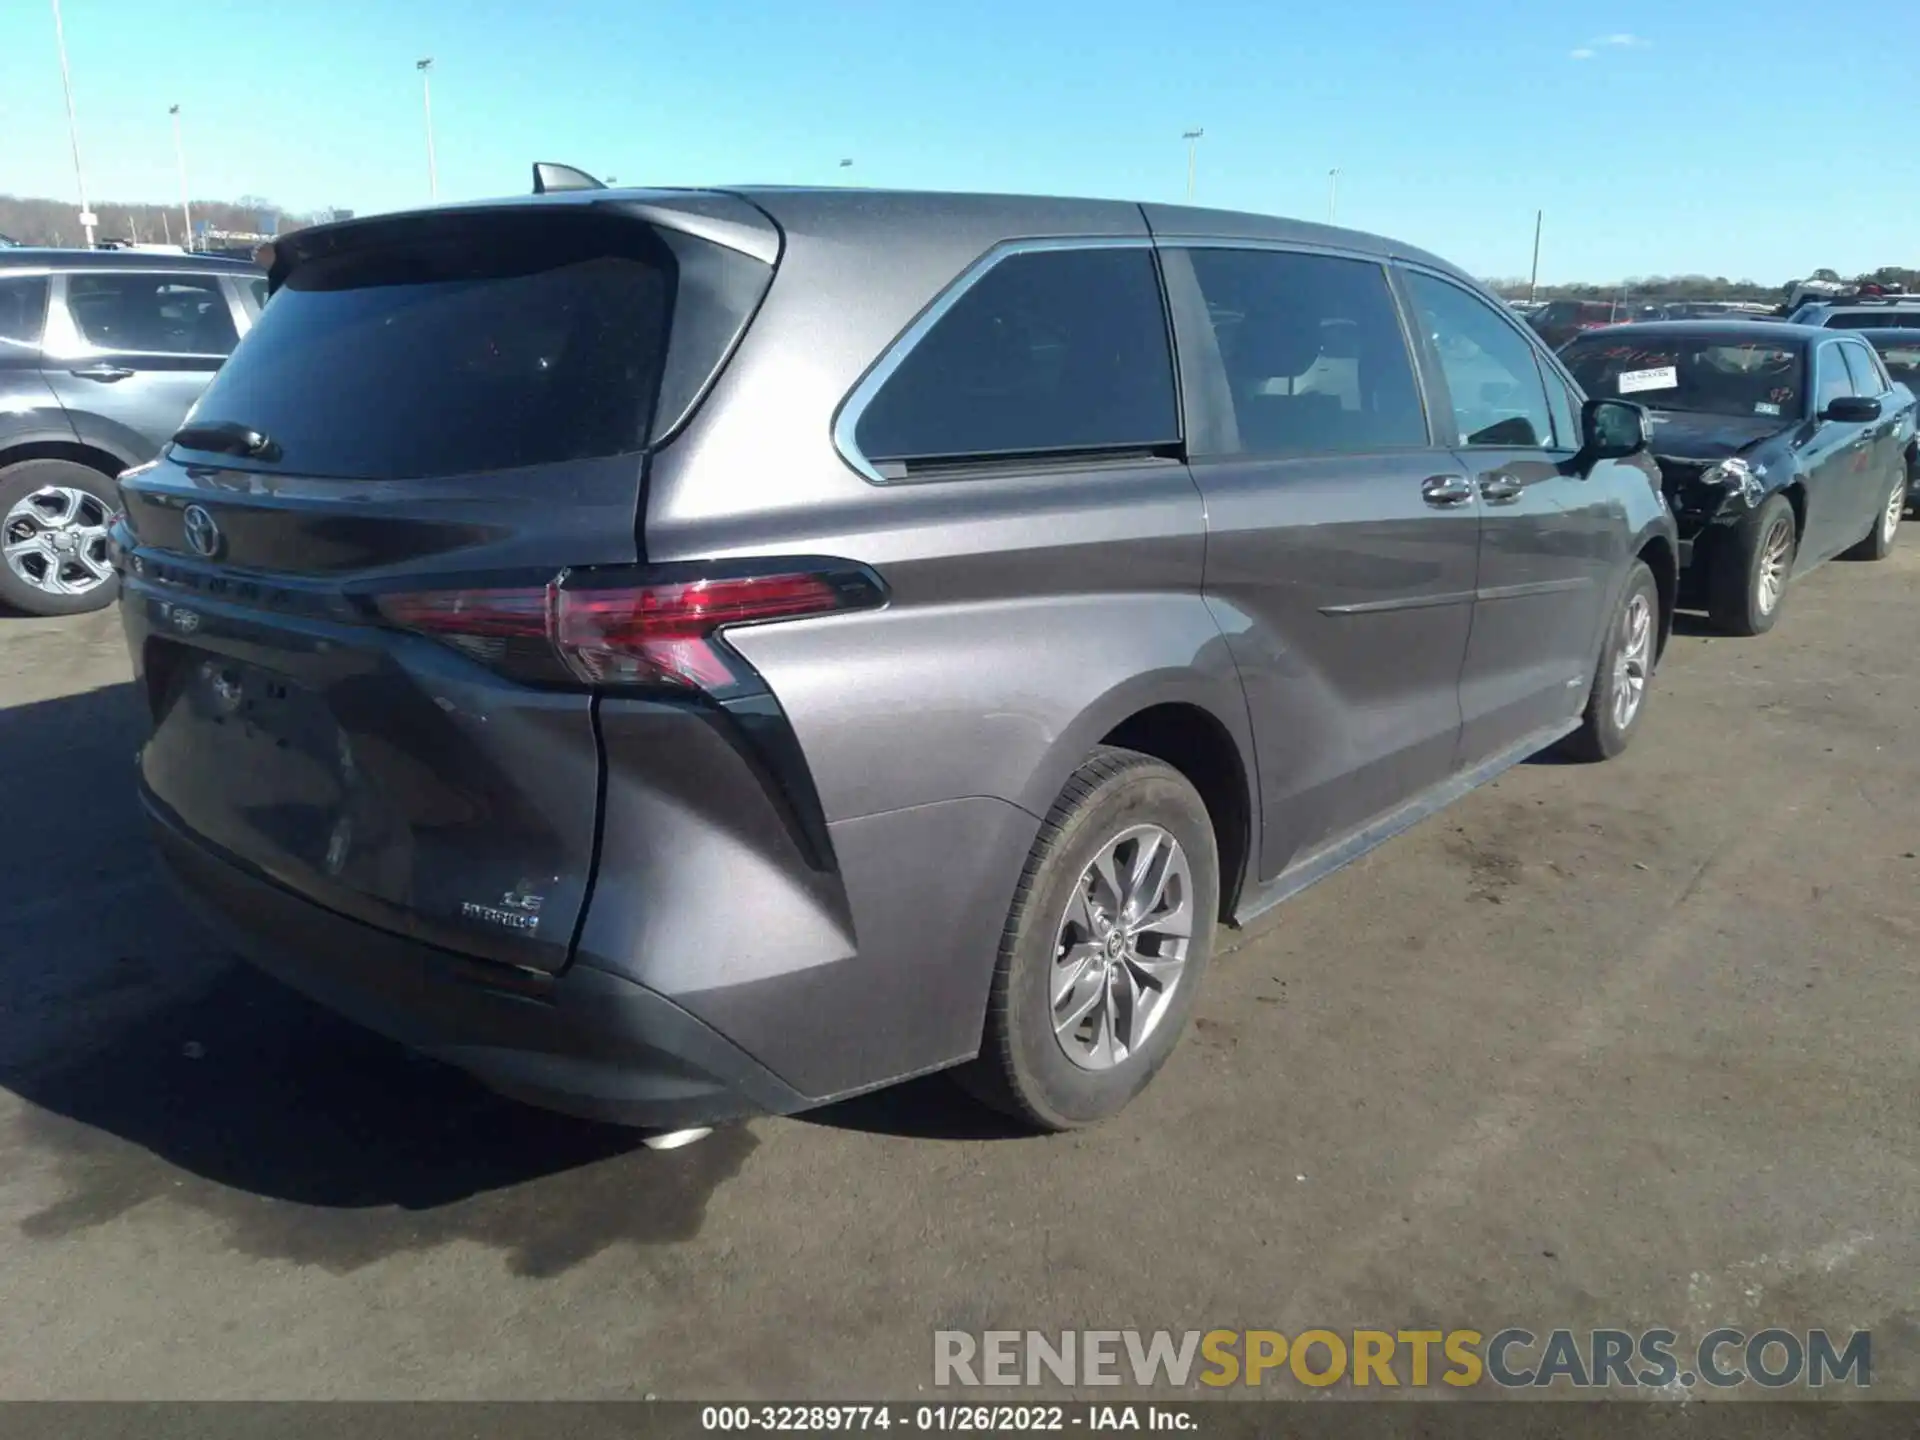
[1670,610,1723,638]
[0,681,756,1276]
[802,1071,1033,1142]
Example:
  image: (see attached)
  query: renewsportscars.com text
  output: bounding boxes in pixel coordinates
[934,1327,1870,1390]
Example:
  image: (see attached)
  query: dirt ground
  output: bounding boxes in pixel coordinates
[1,547,1915,1400]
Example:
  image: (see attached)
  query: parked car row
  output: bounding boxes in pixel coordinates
[0,248,265,615]
[1785,294,1920,329]
[104,183,1678,1134]
[1557,319,1913,635]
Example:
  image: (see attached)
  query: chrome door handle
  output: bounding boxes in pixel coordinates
[1421,474,1474,507]
[69,364,134,383]
[1479,474,1524,505]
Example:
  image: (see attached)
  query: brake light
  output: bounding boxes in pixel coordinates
[375,566,881,694]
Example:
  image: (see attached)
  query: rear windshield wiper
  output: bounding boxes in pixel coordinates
[172,420,283,463]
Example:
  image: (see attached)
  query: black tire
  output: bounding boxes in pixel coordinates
[0,458,122,617]
[1706,493,1796,636]
[1842,472,1906,562]
[1559,559,1659,763]
[961,746,1219,1131]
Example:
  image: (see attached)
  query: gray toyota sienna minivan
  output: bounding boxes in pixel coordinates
[114,183,1676,1132]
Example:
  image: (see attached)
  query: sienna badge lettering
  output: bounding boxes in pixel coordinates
[460,885,548,933]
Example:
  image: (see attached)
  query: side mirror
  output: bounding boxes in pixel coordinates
[1580,397,1651,462]
[1822,395,1882,423]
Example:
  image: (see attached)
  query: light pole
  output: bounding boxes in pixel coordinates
[416,57,439,200]
[1182,129,1204,202]
[49,0,96,248]
[1528,209,1543,303]
[1328,168,1340,224]
[169,104,193,250]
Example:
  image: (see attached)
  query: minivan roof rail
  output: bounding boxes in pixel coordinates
[532,162,606,195]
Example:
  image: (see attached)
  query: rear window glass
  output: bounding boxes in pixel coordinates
[853,246,1179,467]
[1828,310,1920,329]
[179,211,765,480]
[1869,337,1920,387]
[1560,337,1806,419]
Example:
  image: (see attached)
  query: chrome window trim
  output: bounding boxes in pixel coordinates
[1814,339,1851,407]
[1161,234,1391,266]
[832,234,1156,484]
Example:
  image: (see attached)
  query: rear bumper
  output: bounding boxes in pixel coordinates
[146,790,813,1129]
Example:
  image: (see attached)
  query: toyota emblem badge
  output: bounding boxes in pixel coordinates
[181,504,222,559]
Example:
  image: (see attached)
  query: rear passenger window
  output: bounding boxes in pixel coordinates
[1406,271,1554,448]
[0,276,48,349]
[1183,248,1427,457]
[852,247,1179,467]
[66,273,238,355]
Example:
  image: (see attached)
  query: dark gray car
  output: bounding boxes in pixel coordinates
[113,187,1677,1133]
[0,249,262,615]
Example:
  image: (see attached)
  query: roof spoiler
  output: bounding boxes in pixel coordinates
[532,162,606,195]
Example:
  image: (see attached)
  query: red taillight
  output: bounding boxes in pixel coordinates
[375,567,878,694]
[556,574,843,689]
[379,587,549,638]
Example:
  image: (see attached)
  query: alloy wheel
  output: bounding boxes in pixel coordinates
[1884,481,1905,545]
[1051,824,1194,1072]
[1611,590,1653,730]
[1754,516,1794,615]
[2,486,114,599]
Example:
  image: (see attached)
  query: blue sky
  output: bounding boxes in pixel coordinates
[1,0,1913,284]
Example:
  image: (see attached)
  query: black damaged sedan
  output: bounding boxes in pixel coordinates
[1562,322,1914,634]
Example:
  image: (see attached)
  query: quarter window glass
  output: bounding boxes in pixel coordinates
[1406,271,1554,447]
[1184,248,1426,457]
[1841,342,1882,396]
[66,274,238,355]
[1539,362,1579,449]
[0,276,48,349]
[1814,346,1853,411]
[853,247,1179,465]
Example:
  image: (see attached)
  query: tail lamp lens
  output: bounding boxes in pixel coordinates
[375,568,878,694]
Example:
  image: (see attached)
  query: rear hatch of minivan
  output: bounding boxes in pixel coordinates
[118,195,779,975]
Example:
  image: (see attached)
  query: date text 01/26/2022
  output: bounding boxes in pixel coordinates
[700,1405,1193,1431]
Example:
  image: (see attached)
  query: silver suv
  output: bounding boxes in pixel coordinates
[0,249,262,614]
[114,184,1676,1132]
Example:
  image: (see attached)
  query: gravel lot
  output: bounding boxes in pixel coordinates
[1,549,1916,1400]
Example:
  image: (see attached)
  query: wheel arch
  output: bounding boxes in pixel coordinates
[1634,531,1677,661]
[1018,670,1259,925]
[1775,477,1809,549]
[0,438,139,483]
